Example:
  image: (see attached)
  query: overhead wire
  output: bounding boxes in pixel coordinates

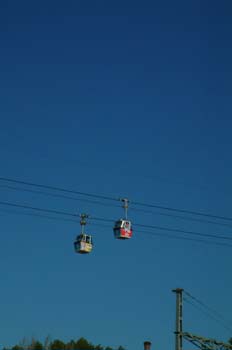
[1,199,232,242]
[0,200,232,246]
[88,221,232,248]
[132,200,232,222]
[0,206,232,249]
[1,176,232,228]
[140,230,232,248]
[3,182,232,230]
[183,297,232,334]
[0,200,79,218]
[184,292,232,333]
[184,291,232,330]
[0,207,78,224]
[0,176,120,202]
[0,184,121,209]
[134,222,232,241]
[130,207,232,229]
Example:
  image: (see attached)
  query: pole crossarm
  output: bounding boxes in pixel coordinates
[182,332,232,350]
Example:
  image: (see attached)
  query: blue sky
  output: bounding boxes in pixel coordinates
[0,1,232,350]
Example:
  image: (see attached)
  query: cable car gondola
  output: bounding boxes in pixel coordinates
[113,198,133,239]
[74,214,93,254]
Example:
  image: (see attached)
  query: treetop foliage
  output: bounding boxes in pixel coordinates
[7,337,125,350]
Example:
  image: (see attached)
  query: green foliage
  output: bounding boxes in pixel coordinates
[228,338,232,345]
[50,339,66,350]
[8,336,125,350]
[65,340,74,350]
[75,337,93,350]
[94,345,104,350]
[12,346,24,350]
[32,341,43,350]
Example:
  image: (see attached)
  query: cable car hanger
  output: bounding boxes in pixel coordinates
[121,198,129,220]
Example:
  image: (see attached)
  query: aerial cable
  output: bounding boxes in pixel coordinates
[140,230,232,248]
[0,200,78,218]
[0,200,115,223]
[3,182,232,229]
[183,297,232,333]
[184,293,232,333]
[134,222,232,241]
[0,176,120,202]
[81,221,232,248]
[1,176,232,223]
[0,206,232,248]
[0,207,78,224]
[130,207,232,229]
[132,200,232,222]
[0,200,232,243]
[88,223,232,248]
[0,184,121,209]
[184,291,232,329]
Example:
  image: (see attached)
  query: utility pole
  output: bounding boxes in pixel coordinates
[172,288,232,350]
[173,288,184,350]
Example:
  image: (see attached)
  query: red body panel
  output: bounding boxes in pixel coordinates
[120,228,133,238]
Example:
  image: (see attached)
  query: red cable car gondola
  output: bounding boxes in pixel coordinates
[113,198,133,239]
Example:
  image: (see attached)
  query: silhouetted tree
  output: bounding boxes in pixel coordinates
[7,336,125,350]
[75,338,93,350]
[50,339,66,350]
[94,345,103,350]
[12,346,24,350]
[66,340,75,350]
[32,342,43,350]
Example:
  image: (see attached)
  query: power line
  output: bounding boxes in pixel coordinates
[0,200,78,218]
[183,297,232,334]
[0,184,121,209]
[0,207,78,224]
[132,200,232,223]
[134,222,232,242]
[139,230,232,248]
[0,176,119,202]
[184,291,232,330]
[0,207,232,249]
[0,200,232,244]
[0,208,232,248]
[1,176,232,223]
[2,182,232,230]
[184,292,232,333]
[130,207,232,229]
[88,222,232,248]
[88,221,232,248]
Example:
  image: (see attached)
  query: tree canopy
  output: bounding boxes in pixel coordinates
[8,337,125,350]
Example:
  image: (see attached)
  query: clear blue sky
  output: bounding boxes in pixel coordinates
[0,1,232,350]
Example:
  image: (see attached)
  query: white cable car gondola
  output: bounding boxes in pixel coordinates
[113,198,133,239]
[74,214,93,254]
